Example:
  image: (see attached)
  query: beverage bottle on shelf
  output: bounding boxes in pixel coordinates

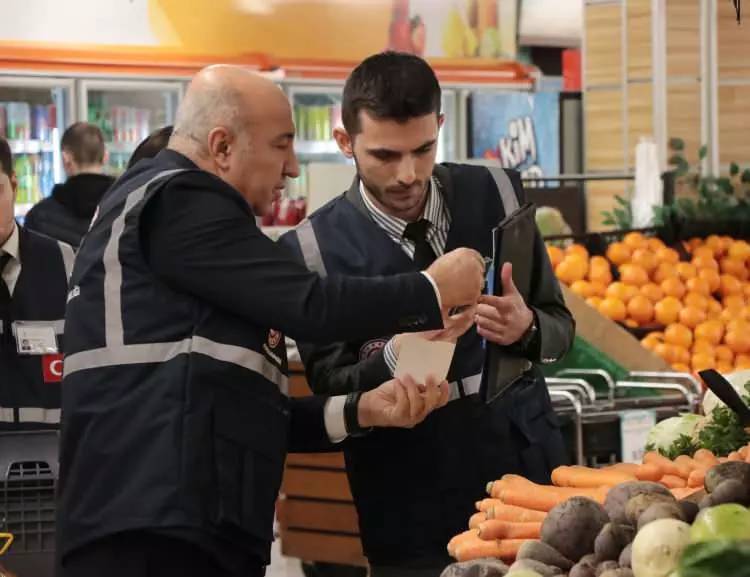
[48,104,57,131]
[13,155,29,204]
[18,102,31,140]
[6,102,18,140]
[40,151,54,198]
[30,155,41,202]
[0,104,7,139]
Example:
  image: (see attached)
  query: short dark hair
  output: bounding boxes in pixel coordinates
[127,126,173,170]
[0,138,12,177]
[342,51,441,135]
[61,122,106,165]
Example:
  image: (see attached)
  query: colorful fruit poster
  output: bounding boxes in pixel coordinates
[470,91,560,181]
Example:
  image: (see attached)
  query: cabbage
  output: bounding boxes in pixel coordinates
[645,414,705,459]
[702,370,750,418]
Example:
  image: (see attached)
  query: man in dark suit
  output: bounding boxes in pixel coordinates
[57,65,485,577]
[281,52,575,577]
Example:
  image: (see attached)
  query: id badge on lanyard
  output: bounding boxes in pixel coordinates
[12,321,59,356]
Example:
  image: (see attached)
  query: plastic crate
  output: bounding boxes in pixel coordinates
[0,431,59,577]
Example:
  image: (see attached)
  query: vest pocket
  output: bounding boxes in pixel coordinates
[212,387,288,542]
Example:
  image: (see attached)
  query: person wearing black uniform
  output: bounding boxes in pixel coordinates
[24,122,115,248]
[280,53,575,577]
[57,65,486,577]
[0,137,74,432]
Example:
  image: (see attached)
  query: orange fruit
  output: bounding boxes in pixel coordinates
[719,274,743,297]
[555,256,588,284]
[631,248,659,274]
[665,323,694,349]
[692,255,720,271]
[566,244,589,259]
[570,280,595,299]
[707,298,723,317]
[654,343,677,363]
[728,240,750,262]
[676,262,698,281]
[641,337,658,351]
[679,306,707,329]
[726,319,749,335]
[624,319,639,329]
[684,292,710,311]
[721,257,748,281]
[653,262,679,284]
[647,236,665,250]
[641,283,664,303]
[654,296,683,325]
[588,256,613,285]
[705,235,725,257]
[694,320,725,346]
[546,244,564,269]
[648,331,665,341]
[672,362,692,373]
[742,306,750,321]
[619,264,650,287]
[723,294,746,311]
[745,284,750,298]
[606,282,638,303]
[736,354,750,369]
[623,232,648,250]
[716,361,735,374]
[661,277,687,300]
[693,338,716,356]
[586,296,604,309]
[655,246,680,264]
[692,352,716,372]
[722,308,743,325]
[715,344,735,364]
[693,246,716,260]
[606,242,632,266]
[671,344,691,365]
[726,330,750,354]
[686,277,712,297]
[589,281,608,297]
[698,268,721,293]
[627,295,655,324]
[598,297,627,322]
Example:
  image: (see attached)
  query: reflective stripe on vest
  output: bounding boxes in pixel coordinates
[295,219,328,278]
[448,372,482,402]
[57,240,75,282]
[486,167,521,215]
[63,169,289,394]
[0,407,61,424]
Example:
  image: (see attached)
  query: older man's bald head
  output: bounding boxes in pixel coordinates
[170,65,289,157]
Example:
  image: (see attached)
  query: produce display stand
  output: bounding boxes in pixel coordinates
[0,430,59,577]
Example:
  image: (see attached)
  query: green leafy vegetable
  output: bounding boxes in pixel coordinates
[645,414,704,459]
[679,540,750,577]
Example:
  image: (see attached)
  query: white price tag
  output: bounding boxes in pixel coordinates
[395,336,456,385]
[620,409,657,464]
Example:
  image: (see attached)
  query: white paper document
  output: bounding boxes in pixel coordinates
[394,335,456,384]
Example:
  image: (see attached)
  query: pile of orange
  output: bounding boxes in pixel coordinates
[548,233,750,374]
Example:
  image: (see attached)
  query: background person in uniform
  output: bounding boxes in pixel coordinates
[280,52,575,577]
[24,122,114,248]
[0,137,74,432]
[57,65,485,577]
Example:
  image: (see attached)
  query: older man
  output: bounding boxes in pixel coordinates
[57,66,485,577]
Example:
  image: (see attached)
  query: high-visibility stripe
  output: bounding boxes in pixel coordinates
[0,408,14,423]
[486,167,521,215]
[103,169,185,348]
[19,408,61,424]
[295,219,328,278]
[63,336,289,393]
[57,240,76,281]
[448,372,482,402]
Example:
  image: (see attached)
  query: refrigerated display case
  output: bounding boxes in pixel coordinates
[79,79,182,176]
[0,76,74,218]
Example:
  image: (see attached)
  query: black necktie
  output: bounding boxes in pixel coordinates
[403,219,437,269]
[0,252,12,346]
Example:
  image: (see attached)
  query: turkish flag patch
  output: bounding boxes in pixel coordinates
[42,354,64,383]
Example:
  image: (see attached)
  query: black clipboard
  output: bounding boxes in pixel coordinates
[482,202,537,404]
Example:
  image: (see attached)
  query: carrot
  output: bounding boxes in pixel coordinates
[551,466,634,488]
[739,446,748,459]
[486,503,547,523]
[469,512,486,529]
[675,455,699,472]
[660,474,687,489]
[746,450,750,464]
[635,463,663,482]
[447,529,479,557]
[687,467,708,488]
[478,520,542,540]
[454,538,528,562]
[496,484,607,512]
[476,498,505,513]
[728,451,743,462]
[643,452,685,478]
[671,486,704,500]
[604,463,640,475]
[718,457,730,463]
[694,449,720,467]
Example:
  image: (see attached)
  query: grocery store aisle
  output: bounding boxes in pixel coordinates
[267,538,305,577]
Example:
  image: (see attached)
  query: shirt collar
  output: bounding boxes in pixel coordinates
[1,222,20,263]
[359,177,443,237]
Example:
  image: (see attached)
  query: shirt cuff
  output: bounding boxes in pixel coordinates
[324,395,348,443]
[420,271,443,310]
[383,338,398,376]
